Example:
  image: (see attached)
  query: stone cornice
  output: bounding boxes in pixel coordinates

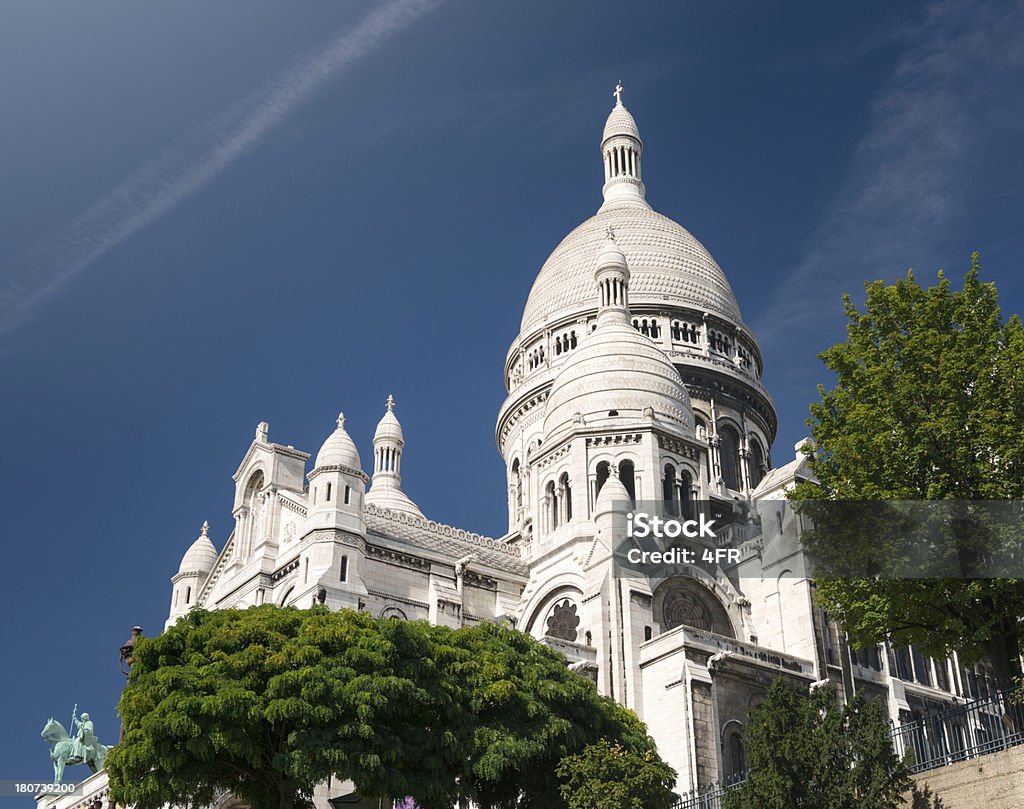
[365,503,520,558]
[366,543,431,571]
[307,463,369,483]
[278,494,308,517]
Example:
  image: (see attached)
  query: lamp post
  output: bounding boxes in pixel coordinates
[117,627,142,743]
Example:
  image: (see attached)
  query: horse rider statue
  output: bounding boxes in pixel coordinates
[40,709,111,783]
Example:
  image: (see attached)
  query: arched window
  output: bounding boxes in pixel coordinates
[242,470,265,556]
[681,470,694,520]
[559,472,572,522]
[619,460,636,503]
[727,731,746,778]
[546,480,558,530]
[663,463,678,516]
[595,461,610,501]
[510,458,522,515]
[748,440,766,489]
[185,586,191,604]
[719,425,742,490]
[326,482,332,501]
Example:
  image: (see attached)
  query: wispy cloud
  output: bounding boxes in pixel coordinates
[754,0,1024,359]
[0,0,443,334]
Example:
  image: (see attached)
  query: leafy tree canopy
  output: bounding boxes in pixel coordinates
[446,623,663,808]
[107,606,666,809]
[723,679,911,809]
[790,259,1024,685]
[556,739,676,809]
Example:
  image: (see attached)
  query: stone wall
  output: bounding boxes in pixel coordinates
[904,745,1024,808]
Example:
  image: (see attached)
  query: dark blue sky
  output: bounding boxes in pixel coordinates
[3,0,1023,782]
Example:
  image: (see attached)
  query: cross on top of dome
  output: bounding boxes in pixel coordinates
[386,394,395,412]
[613,81,624,106]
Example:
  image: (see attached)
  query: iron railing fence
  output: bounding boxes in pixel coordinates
[888,684,1024,772]
[670,771,746,809]
[669,685,1024,806]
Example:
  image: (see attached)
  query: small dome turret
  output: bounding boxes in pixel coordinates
[178,521,218,576]
[314,412,362,470]
[543,234,693,439]
[594,472,631,518]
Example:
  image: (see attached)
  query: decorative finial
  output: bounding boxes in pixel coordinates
[386,394,395,412]
[255,421,269,442]
[613,81,624,106]
[605,224,616,241]
[337,411,346,429]
[201,521,209,537]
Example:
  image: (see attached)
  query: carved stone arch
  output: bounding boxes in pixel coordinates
[524,584,584,641]
[278,584,295,606]
[214,795,250,809]
[379,606,408,620]
[652,577,736,638]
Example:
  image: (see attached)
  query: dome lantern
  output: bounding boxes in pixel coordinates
[365,395,425,519]
[595,226,631,325]
[601,82,647,209]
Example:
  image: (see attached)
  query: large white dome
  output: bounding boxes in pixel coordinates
[543,318,694,439]
[520,204,744,336]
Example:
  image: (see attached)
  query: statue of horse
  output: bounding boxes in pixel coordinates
[40,718,109,783]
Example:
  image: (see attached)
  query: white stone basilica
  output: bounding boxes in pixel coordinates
[161,87,992,800]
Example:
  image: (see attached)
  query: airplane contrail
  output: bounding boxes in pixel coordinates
[0,0,443,335]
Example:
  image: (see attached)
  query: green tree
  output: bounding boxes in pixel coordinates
[444,621,662,808]
[791,259,1024,687]
[723,679,911,809]
[107,607,668,809]
[107,606,470,809]
[556,739,676,809]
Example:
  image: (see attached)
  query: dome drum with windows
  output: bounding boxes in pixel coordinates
[497,84,776,496]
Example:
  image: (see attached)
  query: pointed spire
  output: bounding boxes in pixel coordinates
[200,520,209,537]
[337,411,346,429]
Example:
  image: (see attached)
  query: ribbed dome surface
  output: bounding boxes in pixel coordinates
[543,319,693,438]
[373,410,403,444]
[178,526,217,575]
[520,205,743,335]
[603,103,641,143]
[315,417,361,470]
